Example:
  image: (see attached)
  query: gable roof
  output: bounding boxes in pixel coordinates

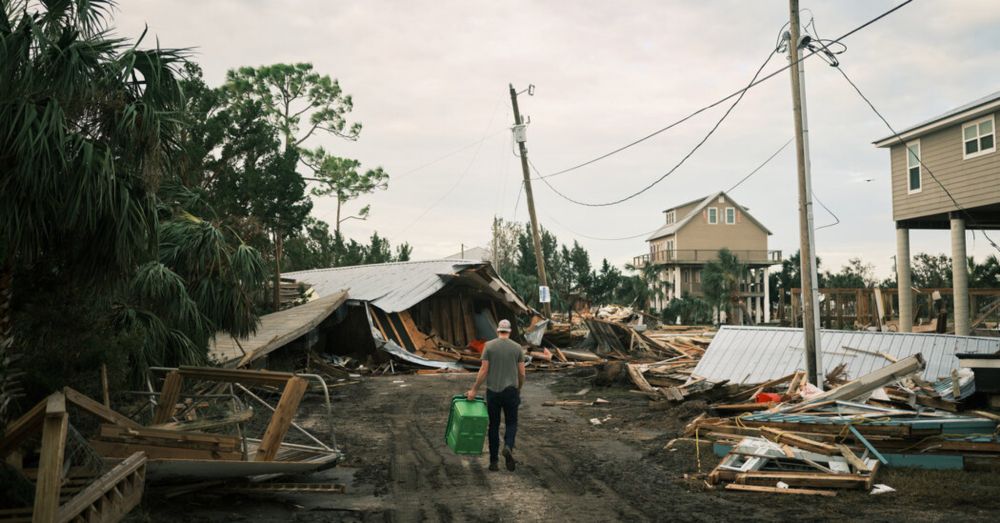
[662,196,706,214]
[873,90,1000,147]
[646,191,772,241]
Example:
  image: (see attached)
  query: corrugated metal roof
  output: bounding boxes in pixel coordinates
[692,326,1000,385]
[285,259,527,313]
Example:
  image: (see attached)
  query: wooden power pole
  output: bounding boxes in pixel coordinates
[787,0,823,387]
[509,83,552,318]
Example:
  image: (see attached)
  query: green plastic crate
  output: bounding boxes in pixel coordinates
[445,395,488,455]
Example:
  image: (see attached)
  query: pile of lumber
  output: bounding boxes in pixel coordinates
[709,433,880,497]
[684,353,1000,496]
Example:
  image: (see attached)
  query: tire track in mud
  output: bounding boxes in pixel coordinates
[382,378,650,523]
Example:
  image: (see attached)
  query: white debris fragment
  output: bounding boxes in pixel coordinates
[870,484,896,495]
[589,418,602,426]
[776,481,790,490]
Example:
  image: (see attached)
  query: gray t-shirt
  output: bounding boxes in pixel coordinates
[482,338,526,392]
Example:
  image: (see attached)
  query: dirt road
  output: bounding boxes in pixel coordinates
[145,370,1000,522]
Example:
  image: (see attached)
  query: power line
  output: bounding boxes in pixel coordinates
[532,48,777,207]
[395,127,508,180]
[539,210,660,241]
[725,138,794,193]
[830,61,1000,253]
[535,0,914,180]
[813,191,841,231]
[398,100,504,234]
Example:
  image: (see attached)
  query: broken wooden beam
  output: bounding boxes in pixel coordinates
[255,376,308,461]
[724,483,837,497]
[33,392,69,523]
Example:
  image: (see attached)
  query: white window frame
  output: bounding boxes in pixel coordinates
[707,207,718,224]
[962,115,996,160]
[665,210,676,224]
[906,140,922,195]
[725,207,736,224]
[665,239,675,260]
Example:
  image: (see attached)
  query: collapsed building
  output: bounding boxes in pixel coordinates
[211,260,535,370]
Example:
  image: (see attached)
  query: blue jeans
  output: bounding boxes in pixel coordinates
[486,386,520,463]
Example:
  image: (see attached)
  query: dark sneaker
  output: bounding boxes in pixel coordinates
[502,447,516,471]
[488,462,499,471]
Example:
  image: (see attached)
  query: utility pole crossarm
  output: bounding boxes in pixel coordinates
[509,83,552,318]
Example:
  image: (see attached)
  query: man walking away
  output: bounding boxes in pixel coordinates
[466,319,525,471]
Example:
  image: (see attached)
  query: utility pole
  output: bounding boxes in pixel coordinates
[787,0,823,388]
[509,83,552,318]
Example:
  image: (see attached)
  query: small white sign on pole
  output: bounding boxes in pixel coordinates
[538,285,551,303]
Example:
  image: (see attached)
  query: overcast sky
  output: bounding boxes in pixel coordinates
[116,0,1000,277]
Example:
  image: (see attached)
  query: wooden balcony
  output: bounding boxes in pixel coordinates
[632,249,782,269]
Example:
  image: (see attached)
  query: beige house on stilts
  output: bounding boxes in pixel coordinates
[875,91,1000,336]
[632,191,782,322]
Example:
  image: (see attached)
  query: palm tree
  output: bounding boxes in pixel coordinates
[701,249,749,324]
[624,261,670,313]
[1,1,267,415]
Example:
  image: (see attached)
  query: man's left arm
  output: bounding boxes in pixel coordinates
[517,355,526,391]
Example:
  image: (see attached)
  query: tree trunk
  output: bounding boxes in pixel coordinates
[335,198,343,236]
[272,231,283,311]
[0,261,19,423]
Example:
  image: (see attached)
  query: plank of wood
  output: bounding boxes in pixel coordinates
[0,397,46,457]
[728,373,796,402]
[100,363,111,408]
[255,377,308,461]
[57,451,146,523]
[626,364,657,395]
[837,444,870,473]
[711,402,775,412]
[368,304,392,344]
[62,387,142,429]
[33,392,69,523]
[787,354,925,411]
[760,427,840,456]
[177,366,296,387]
[848,425,888,465]
[734,471,868,489]
[88,439,242,461]
[98,424,240,448]
[398,310,434,352]
[451,297,465,346]
[153,371,184,425]
[460,294,477,343]
[724,483,837,496]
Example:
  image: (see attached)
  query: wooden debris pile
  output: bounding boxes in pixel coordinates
[683,353,1000,496]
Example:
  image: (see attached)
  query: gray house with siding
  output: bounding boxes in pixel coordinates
[874,90,1000,335]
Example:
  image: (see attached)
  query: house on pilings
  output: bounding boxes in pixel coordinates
[874,90,1000,336]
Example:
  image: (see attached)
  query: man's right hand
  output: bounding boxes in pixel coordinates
[465,389,476,401]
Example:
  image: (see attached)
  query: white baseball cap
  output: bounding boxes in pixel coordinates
[497,319,512,332]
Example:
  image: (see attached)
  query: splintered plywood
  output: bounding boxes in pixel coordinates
[209,290,348,367]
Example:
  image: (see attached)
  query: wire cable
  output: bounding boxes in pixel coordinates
[539,209,660,241]
[726,138,794,193]
[535,0,913,180]
[399,100,503,234]
[532,49,777,207]
[813,191,841,231]
[395,127,508,180]
[830,61,1000,253]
